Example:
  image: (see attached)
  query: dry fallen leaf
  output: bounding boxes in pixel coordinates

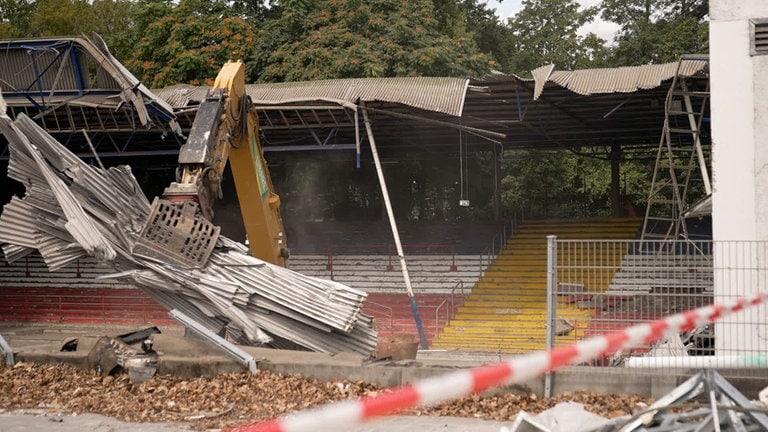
[0,362,653,430]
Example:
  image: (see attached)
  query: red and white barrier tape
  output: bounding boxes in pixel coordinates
[226,291,768,432]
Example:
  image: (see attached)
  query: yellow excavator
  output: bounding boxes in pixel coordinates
[133,61,288,268]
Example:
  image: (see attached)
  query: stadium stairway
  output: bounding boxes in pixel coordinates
[430,217,642,354]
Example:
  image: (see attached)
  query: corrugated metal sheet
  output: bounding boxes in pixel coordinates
[533,60,708,99]
[1,37,710,156]
[151,85,200,109]
[0,197,39,250]
[531,65,555,100]
[250,77,469,117]
[0,50,84,92]
[155,77,470,117]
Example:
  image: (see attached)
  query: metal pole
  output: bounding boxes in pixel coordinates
[354,109,361,169]
[681,79,712,195]
[81,129,106,171]
[544,234,557,397]
[361,103,428,349]
[169,309,257,372]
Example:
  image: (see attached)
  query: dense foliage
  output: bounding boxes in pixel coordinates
[249,0,494,82]
[504,0,610,74]
[125,0,257,87]
[0,0,709,221]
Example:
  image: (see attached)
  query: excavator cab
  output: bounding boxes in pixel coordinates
[133,61,288,268]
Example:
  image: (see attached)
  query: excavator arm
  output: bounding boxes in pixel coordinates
[137,61,288,267]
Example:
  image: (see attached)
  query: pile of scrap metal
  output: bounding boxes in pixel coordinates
[0,102,377,358]
[605,370,768,432]
[507,370,768,432]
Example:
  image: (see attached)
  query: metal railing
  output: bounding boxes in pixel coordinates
[0,286,174,325]
[480,216,518,271]
[546,238,768,381]
[325,243,459,279]
[363,281,466,346]
[432,280,467,339]
[364,299,394,333]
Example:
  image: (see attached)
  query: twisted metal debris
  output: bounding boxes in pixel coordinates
[0,101,377,357]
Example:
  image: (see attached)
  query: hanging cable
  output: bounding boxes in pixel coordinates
[458,122,469,206]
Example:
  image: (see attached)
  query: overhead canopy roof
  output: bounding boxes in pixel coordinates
[530,59,708,98]
[0,34,709,160]
[0,35,179,137]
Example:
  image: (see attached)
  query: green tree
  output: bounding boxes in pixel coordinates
[459,0,515,74]
[2,0,140,62]
[249,0,494,82]
[91,0,140,61]
[601,0,708,65]
[0,0,35,37]
[130,0,173,32]
[28,0,95,36]
[125,0,258,87]
[501,150,650,219]
[229,0,276,22]
[504,0,609,75]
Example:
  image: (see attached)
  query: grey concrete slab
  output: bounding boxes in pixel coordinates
[0,412,510,432]
[0,412,192,432]
[349,415,510,431]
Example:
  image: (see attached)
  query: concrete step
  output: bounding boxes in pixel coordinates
[430,337,579,353]
[447,311,589,323]
[433,218,641,353]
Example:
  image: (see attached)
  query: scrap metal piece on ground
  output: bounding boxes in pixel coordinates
[127,365,157,385]
[170,309,257,372]
[506,402,612,432]
[536,402,611,432]
[59,336,119,375]
[617,369,768,431]
[0,332,14,366]
[116,327,162,346]
[506,411,551,432]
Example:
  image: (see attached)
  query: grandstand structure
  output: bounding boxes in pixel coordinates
[0,35,715,354]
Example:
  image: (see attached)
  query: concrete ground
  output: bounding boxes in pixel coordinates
[0,411,192,432]
[3,320,768,432]
[0,411,511,432]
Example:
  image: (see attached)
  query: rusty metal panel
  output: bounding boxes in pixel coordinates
[151,84,207,109]
[250,77,468,116]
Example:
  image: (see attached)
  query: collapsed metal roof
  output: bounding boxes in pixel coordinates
[0,103,377,355]
[0,34,180,137]
[0,34,710,161]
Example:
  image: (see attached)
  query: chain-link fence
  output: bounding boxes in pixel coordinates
[548,238,768,380]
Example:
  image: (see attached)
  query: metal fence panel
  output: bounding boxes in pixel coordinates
[549,239,768,381]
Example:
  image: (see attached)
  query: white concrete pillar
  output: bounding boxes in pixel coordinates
[710,0,768,355]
